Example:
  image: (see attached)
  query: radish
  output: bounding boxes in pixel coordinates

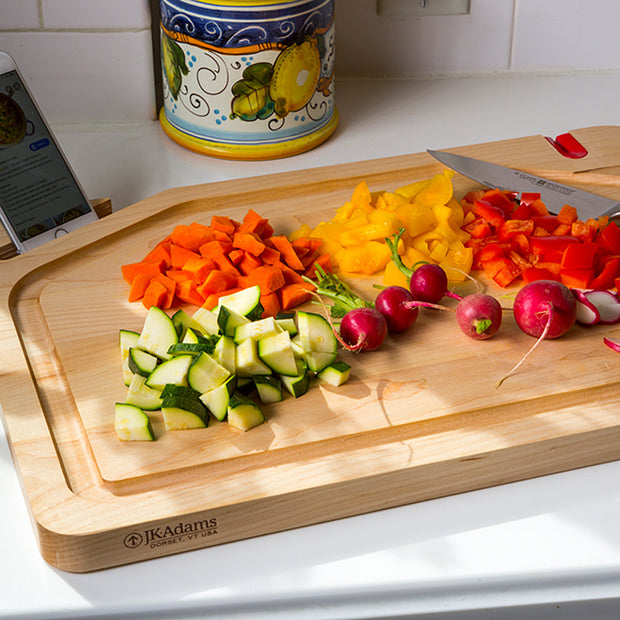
[339,307,388,352]
[374,285,419,333]
[513,280,577,339]
[409,263,462,303]
[455,293,503,340]
[497,280,577,387]
[385,228,461,303]
[572,289,601,326]
[582,290,620,325]
[604,337,620,353]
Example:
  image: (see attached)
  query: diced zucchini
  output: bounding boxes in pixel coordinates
[160,383,202,401]
[115,403,154,441]
[296,311,337,355]
[290,334,305,358]
[234,316,282,344]
[235,375,255,394]
[167,341,216,356]
[217,305,251,337]
[257,330,298,375]
[119,329,140,386]
[138,306,178,360]
[199,375,237,421]
[182,327,201,344]
[171,308,205,339]
[253,375,283,404]
[317,360,351,386]
[303,349,337,373]
[128,347,159,377]
[213,334,236,374]
[187,351,230,393]
[161,406,207,430]
[227,392,265,431]
[218,285,263,320]
[145,354,193,390]
[192,307,219,335]
[279,358,310,398]
[275,312,298,337]
[235,338,272,377]
[126,374,163,410]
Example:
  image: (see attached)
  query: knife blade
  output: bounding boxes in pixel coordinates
[427,149,620,220]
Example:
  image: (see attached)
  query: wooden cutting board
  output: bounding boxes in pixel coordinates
[1,126,620,573]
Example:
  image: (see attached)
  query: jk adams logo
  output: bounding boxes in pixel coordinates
[123,517,218,549]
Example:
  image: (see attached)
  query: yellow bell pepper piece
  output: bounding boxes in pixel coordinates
[337,242,391,275]
[383,259,410,288]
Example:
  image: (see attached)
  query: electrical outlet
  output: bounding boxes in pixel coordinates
[377,0,470,17]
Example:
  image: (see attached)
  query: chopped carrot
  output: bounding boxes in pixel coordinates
[232,231,266,256]
[269,235,305,270]
[260,292,281,318]
[199,239,233,259]
[121,260,164,285]
[128,272,151,302]
[152,274,176,309]
[259,246,281,265]
[210,215,237,236]
[170,244,201,269]
[303,253,332,279]
[244,265,285,294]
[238,252,263,276]
[196,270,239,296]
[175,280,205,306]
[228,248,245,265]
[165,269,193,283]
[142,240,172,268]
[279,282,314,311]
[182,257,216,282]
[141,279,169,310]
[236,209,271,237]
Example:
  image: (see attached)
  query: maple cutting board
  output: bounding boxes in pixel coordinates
[1,126,620,573]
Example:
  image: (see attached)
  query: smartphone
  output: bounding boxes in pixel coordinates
[0,51,97,254]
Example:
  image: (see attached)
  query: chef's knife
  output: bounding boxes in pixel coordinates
[427,149,620,220]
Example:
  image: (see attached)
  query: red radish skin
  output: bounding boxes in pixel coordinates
[339,307,387,352]
[374,286,419,333]
[583,290,620,325]
[409,264,462,304]
[513,280,577,339]
[455,293,503,340]
[497,280,577,387]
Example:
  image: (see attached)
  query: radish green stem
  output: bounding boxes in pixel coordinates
[385,228,413,279]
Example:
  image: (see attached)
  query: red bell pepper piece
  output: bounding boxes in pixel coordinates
[597,221,620,254]
[560,267,595,289]
[530,235,579,262]
[519,192,542,207]
[560,240,599,270]
[522,266,561,284]
[493,260,523,288]
[556,204,578,225]
[589,257,620,290]
[463,217,492,239]
[510,201,530,220]
[481,188,517,215]
[531,215,559,233]
[473,200,506,230]
[498,219,534,240]
[571,219,595,242]
[529,198,550,216]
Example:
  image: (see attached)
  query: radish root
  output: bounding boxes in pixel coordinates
[496,302,553,388]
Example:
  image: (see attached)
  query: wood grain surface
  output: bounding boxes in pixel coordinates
[1,126,619,573]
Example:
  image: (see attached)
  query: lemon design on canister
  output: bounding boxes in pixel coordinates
[269,37,321,118]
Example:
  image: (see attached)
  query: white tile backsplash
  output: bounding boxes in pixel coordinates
[511,0,620,71]
[336,0,515,76]
[0,31,155,122]
[0,0,618,122]
[0,0,41,29]
[41,0,151,29]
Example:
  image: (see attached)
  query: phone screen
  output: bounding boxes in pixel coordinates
[0,68,93,244]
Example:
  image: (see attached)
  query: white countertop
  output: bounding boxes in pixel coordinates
[2,73,620,619]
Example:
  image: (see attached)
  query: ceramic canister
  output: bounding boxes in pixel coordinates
[158,0,337,160]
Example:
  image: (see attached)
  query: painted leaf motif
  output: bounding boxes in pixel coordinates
[162,34,188,100]
[230,62,275,121]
